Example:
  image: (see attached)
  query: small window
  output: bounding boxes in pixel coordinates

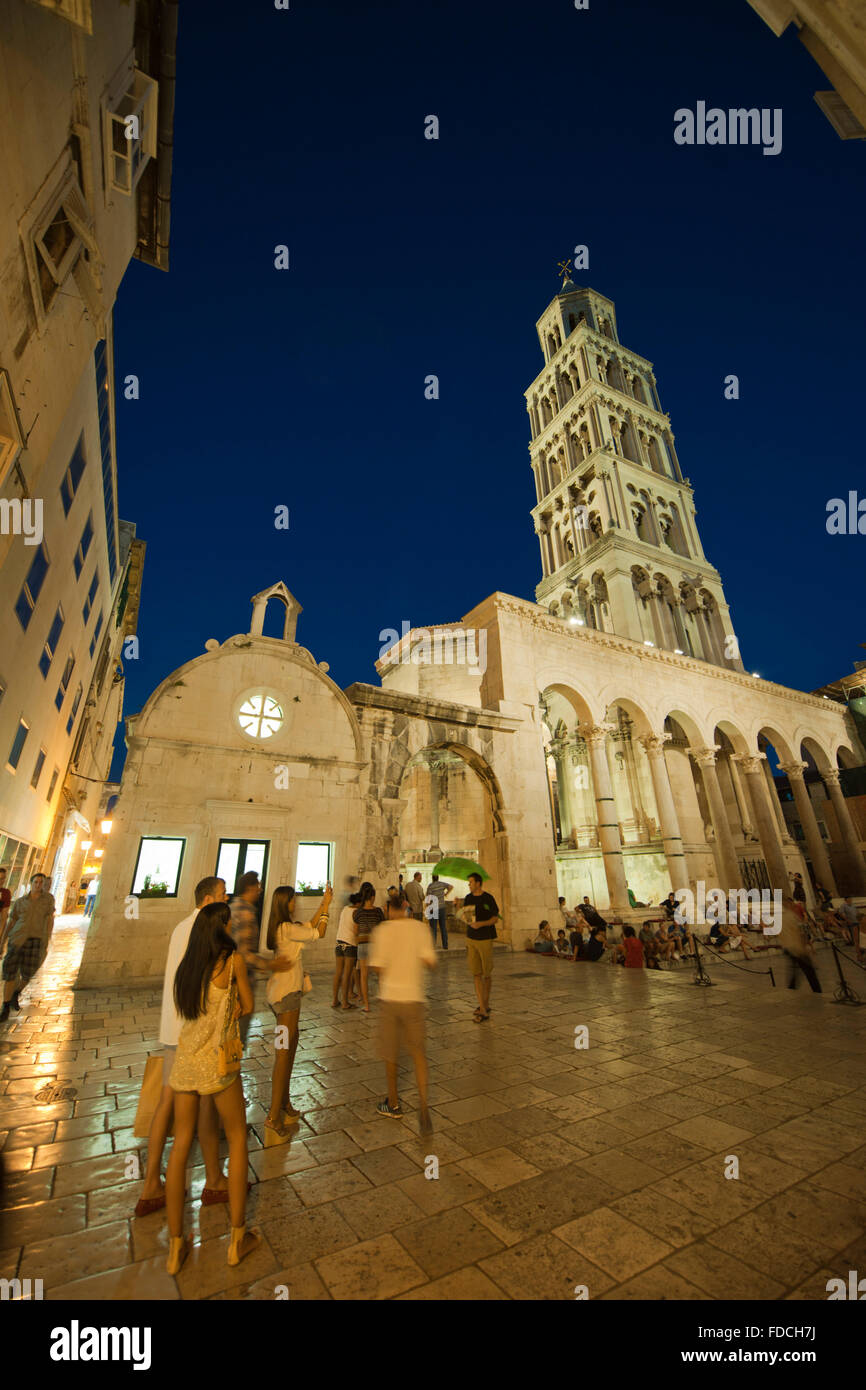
[89,611,103,657]
[82,569,99,624]
[66,683,82,736]
[46,767,59,802]
[131,837,186,898]
[60,437,86,515]
[7,719,29,772]
[105,68,158,195]
[73,513,94,578]
[39,605,65,677]
[295,842,331,893]
[31,747,47,789]
[55,652,75,710]
[14,542,50,630]
[0,370,25,488]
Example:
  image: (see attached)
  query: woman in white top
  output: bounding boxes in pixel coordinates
[264,882,332,1144]
[332,891,360,1009]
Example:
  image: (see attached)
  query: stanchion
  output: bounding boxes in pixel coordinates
[830,943,863,1006]
[691,937,714,987]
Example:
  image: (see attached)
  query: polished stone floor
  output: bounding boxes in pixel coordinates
[2,916,866,1301]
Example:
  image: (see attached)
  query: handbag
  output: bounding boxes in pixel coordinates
[133,1055,174,1138]
[302,972,312,994]
[217,954,244,1077]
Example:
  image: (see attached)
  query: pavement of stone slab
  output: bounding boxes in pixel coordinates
[1,917,866,1301]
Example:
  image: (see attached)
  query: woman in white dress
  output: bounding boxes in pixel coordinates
[166,903,260,1273]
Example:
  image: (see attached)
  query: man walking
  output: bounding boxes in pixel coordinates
[369,890,436,1133]
[425,873,451,949]
[230,871,265,1045]
[1,873,54,1021]
[405,871,425,921]
[462,872,499,1022]
[135,875,230,1215]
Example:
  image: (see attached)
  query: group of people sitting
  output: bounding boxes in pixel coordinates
[527,895,698,969]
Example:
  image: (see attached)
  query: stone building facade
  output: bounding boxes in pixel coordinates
[0,0,175,901]
[77,284,865,987]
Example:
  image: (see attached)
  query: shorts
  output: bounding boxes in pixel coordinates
[270,991,301,1016]
[335,942,357,959]
[357,941,369,961]
[2,936,43,982]
[379,999,425,1064]
[162,1045,177,1085]
[466,938,494,976]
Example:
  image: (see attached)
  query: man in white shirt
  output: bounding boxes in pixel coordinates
[369,891,436,1133]
[135,876,231,1215]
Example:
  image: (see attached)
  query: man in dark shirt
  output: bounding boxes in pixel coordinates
[462,872,498,1022]
[580,896,607,929]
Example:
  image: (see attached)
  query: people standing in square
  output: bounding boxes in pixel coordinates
[369,890,435,1132]
[462,872,498,1022]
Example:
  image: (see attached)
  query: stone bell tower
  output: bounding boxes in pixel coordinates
[526,270,744,671]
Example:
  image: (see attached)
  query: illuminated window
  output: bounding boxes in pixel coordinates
[296,842,331,893]
[238,694,284,740]
[131,837,185,897]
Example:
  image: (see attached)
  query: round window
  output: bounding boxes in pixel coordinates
[237,693,284,740]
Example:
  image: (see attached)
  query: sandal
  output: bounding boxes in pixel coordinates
[134,1192,166,1217]
[264,1118,292,1146]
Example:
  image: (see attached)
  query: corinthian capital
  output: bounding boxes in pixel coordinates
[638,733,670,758]
[823,767,842,787]
[735,755,766,775]
[777,760,808,780]
[579,722,614,748]
[690,746,720,768]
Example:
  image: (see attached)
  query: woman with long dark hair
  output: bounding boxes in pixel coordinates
[165,902,259,1273]
[352,881,384,1013]
[264,882,332,1144]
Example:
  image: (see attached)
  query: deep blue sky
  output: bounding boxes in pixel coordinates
[111,0,866,779]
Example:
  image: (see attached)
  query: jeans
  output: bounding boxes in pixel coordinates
[431,910,448,950]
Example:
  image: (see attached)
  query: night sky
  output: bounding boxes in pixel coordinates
[110,0,866,779]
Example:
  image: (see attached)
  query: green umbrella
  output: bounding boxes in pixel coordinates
[433,857,489,882]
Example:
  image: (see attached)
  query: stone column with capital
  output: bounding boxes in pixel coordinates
[736,755,790,890]
[727,755,754,838]
[777,761,838,895]
[550,737,577,847]
[691,748,741,891]
[761,756,793,844]
[823,768,866,894]
[638,734,689,890]
[580,723,629,911]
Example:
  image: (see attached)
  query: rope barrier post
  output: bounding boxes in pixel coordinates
[830,942,863,1006]
[691,936,714,988]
